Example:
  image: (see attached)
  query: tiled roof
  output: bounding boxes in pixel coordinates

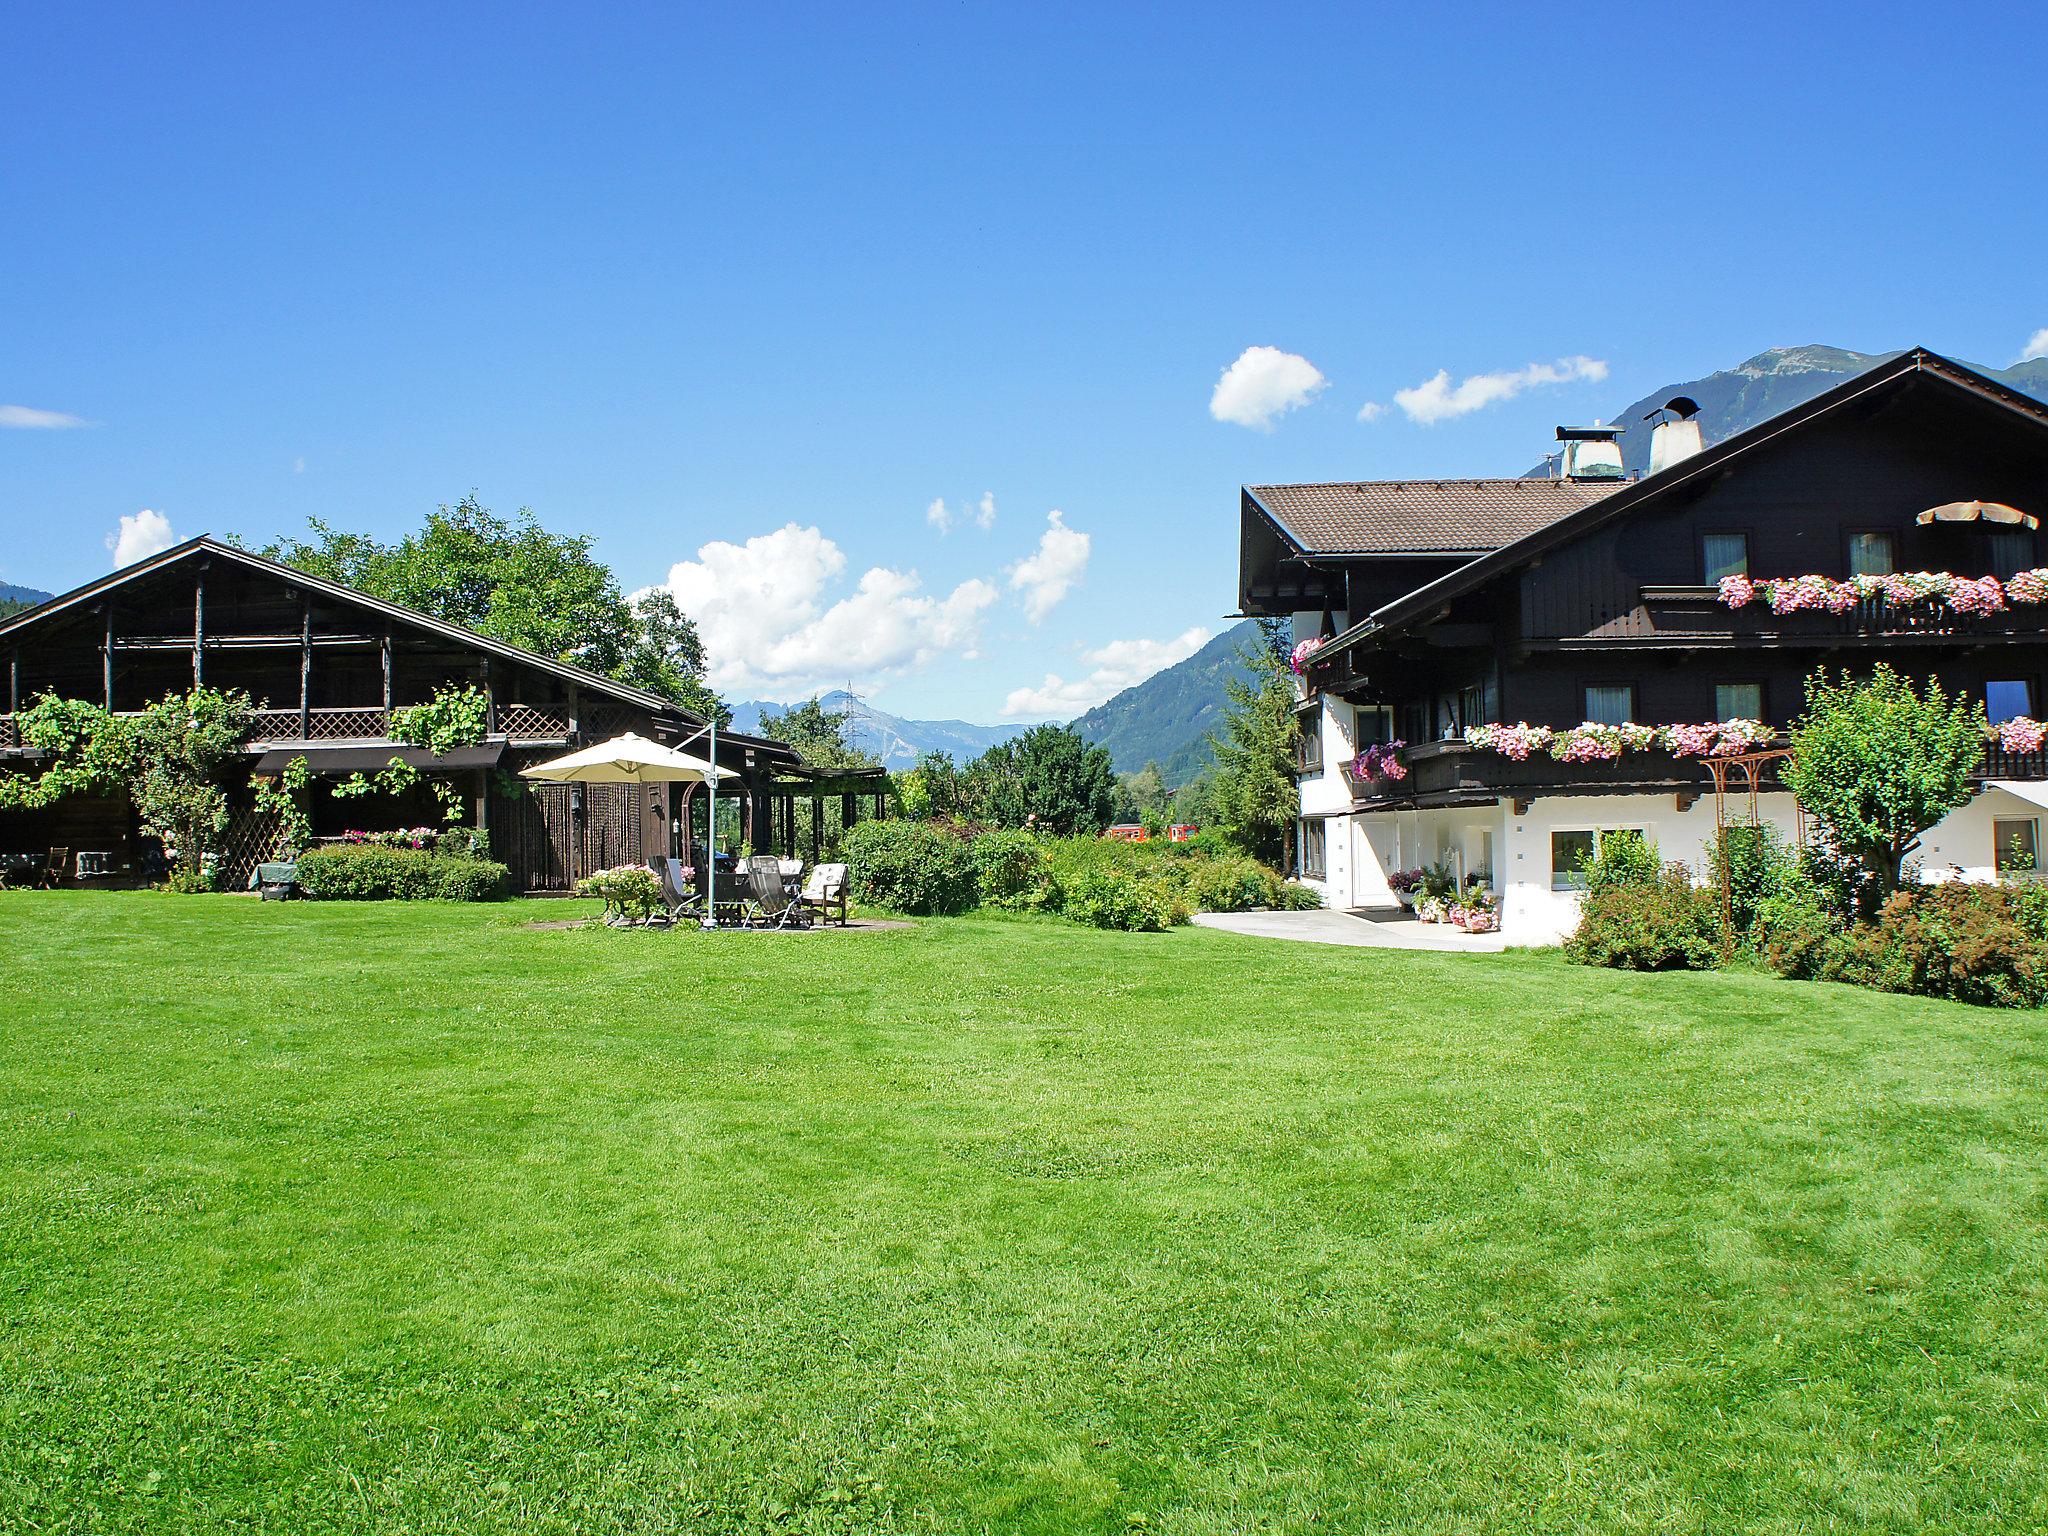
[1247,478,1625,555]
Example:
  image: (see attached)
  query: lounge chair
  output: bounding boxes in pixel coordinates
[32,847,69,890]
[647,857,708,928]
[799,862,849,926]
[741,853,812,930]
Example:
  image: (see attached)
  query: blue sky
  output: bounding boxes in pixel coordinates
[7,2,2046,721]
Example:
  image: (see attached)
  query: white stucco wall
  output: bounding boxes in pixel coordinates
[1309,786,2037,944]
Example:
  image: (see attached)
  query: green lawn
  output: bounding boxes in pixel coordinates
[2,894,2044,1534]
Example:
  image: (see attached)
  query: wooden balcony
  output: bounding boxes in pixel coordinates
[1337,736,2048,812]
[1625,586,2044,647]
[0,702,618,756]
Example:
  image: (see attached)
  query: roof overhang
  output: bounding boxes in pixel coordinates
[1986,780,2048,812]
[252,741,507,774]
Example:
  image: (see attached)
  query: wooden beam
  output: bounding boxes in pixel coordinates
[7,648,16,715]
[482,656,495,734]
[381,631,394,716]
[299,593,312,739]
[102,605,114,709]
[192,567,205,687]
[810,794,822,863]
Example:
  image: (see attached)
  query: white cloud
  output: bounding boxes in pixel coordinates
[927,491,998,535]
[1392,355,1610,425]
[2019,328,2048,363]
[1356,400,1386,423]
[650,523,999,699]
[293,456,307,474]
[107,509,178,567]
[1002,626,1212,719]
[1,404,88,429]
[1209,345,1327,430]
[1008,509,1090,623]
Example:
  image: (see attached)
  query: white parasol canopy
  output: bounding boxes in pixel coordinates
[520,731,734,785]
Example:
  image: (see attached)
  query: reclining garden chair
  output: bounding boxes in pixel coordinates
[646,857,708,928]
[33,847,69,890]
[799,862,849,926]
[741,853,811,930]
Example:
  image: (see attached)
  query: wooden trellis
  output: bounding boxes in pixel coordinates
[1703,746,1803,949]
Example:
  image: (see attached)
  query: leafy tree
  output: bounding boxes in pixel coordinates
[966,724,1118,835]
[266,497,724,719]
[620,590,727,725]
[755,695,879,771]
[1785,664,1986,911]
[1120,761,1172,835]
[1168,768,1221,832]
[1208,619,1299,865]
[895,750,971,821]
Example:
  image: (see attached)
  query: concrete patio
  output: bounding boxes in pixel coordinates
[1191,906,1510,953]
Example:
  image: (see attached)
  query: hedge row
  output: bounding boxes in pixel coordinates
[839,821,1314,931]
[295,844,507,902]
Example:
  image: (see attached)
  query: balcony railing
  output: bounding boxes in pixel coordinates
[1336,736,2048,810]
[0,703,584,753]
[1638,586,2038,642]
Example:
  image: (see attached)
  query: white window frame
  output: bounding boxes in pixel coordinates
[1994,816,2039,874]
[1550,825,1648,891]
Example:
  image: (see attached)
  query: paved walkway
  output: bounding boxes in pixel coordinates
[1191,906,1509,953]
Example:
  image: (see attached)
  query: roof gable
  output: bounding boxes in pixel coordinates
[1333,347,2048,647]
[0,536,783,749]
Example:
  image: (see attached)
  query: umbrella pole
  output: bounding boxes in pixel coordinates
[702,714,718,929]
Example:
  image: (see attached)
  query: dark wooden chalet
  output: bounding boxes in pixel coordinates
[0,537,889,890]
[1243,347,2048,815]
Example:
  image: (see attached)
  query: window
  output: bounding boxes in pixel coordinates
[1551,826,1646,891]
[1848,532,1897,577]
[1354,704,1394,747]
[1702,533,1749,583]
[1583,685,1635,726]
[1295,707,1323,775]
[1299,818,1327,879]
[1996,818,2039,874]
[1989,531,2036,579]
[1987,680,2033,726]
[1714,681,1764,720]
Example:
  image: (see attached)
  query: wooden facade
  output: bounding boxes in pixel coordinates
[0,538,886,891]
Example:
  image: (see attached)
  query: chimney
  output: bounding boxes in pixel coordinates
[1646,395,1704,475]
[1554,424,1625,481]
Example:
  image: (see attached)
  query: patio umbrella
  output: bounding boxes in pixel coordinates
[522,731,736,924]
[1916,499,2039,529]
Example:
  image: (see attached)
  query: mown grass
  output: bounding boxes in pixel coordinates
[1,891,2044,1533]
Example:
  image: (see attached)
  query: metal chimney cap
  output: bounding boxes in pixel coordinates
[1556,425,1624,441]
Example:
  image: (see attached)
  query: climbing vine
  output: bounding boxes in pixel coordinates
[390,685,490,756]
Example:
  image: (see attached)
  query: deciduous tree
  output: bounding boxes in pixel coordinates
[1785,664,1985,911]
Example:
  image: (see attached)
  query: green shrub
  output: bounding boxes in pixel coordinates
[295,845,507,902]
[1060,868,1188,931]
[436,826,492,861]
[1750,864,1846,979]
[1583,830,1661,896]
[1831,883,2048,1008]
[842,820,978,915]
[1272,880,1325,911]
[970,828,1045,908]
[1712,824,1798,936]
[1566,866,1723,970]
[1182,854,1279,913]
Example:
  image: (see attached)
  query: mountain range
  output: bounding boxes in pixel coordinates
[0,583,52,617]
[730,689,1030,766]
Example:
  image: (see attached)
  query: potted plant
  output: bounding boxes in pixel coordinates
[1389,867,1425,908]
